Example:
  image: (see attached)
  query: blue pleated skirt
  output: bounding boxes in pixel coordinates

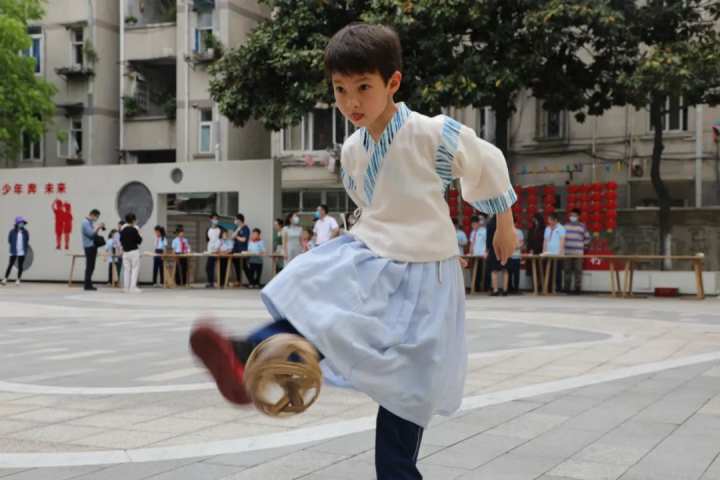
[261,234,466,427]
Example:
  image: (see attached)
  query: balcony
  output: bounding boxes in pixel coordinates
[55,64,94,79]
[125,23,177,64]
[124,117,176,151]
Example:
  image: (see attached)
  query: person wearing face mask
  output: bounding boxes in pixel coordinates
[283,211,304,263]
[563,208,590,294]
[2,217,30,286]
[312,204,339,246]
[231,213,250,287]
[205,212,223,288]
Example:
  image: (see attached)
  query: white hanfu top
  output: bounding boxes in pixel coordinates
[341,103,516,262]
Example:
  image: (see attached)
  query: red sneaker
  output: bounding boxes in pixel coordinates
[190,322,251,405]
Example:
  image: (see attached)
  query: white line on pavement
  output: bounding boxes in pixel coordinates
[0,350,718,468]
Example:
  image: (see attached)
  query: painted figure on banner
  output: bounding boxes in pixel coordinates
[52,199,73,250]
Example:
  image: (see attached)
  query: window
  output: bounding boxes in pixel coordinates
[538,102,566,139]
[24,26,42,74]
[22,132,42,162]
[281,190,354,214]
[194,11,213,54]
[282,107,353,153]
[58,118,83,159]
[71,28,84,67]
[135,74,149,111]
[650,95,688,132]
[199,109,213,153]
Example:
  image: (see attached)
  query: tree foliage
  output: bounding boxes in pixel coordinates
[0,0,56,163]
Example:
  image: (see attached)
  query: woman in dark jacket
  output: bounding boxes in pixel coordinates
[2,216,30,286]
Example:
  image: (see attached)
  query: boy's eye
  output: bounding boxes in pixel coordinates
[359,84,371,91]
[334,86,345,93]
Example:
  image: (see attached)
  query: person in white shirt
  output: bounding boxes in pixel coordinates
[469,214,488,291]
[543,212,566,292]
[171,225,191,286]
[205,212,222,288]
[189,23,517,480]
[312,204,339,246]
[508,224,525,293]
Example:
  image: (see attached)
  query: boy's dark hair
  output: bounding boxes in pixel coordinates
[470,215,479,223]
[319,204,329,215]
[125,213,136,224]
[275,218,284,227]
[252,228,261,234]
[209,212,219,219]
[571,208,581,215]
[548,212,559,221]
[175,225,184,233]
[90,209,100,216]
[324,23,402,83]
[236,213,245,222]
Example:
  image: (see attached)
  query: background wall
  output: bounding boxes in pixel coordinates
[0,160,280,283]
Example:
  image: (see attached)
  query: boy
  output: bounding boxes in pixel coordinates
[245,228,265,288]
[190,24,516,480]
[172,225,191,286]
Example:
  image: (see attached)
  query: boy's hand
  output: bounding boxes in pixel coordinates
[493,210,517,265]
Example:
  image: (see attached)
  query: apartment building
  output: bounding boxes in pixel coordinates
[272,96,720,215]
[13,0,269,170]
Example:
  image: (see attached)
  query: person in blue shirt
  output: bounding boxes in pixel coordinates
[542,212,566,292]
[453,218,468,255]
[81,209,105,291]
[2,217,30,286]
[246,228,265,288]
[152,225,168,287]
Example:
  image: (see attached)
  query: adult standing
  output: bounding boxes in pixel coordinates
[313,205,339,246]
[486,216,509,296]
[543,212,566,292]
[283,211,304,263]
[526,213,545,291]
[2,217,30,286]
[120,213,143,293]
[81,209,105,291]
[469,214,488,291]
[563,209,591,294]
[232,213,250,286]
[205,212,222,288]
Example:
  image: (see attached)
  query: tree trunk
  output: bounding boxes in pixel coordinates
[493,95,512,173]
[650,97,672,261]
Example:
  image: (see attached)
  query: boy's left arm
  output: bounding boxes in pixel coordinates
[449,121,517,264]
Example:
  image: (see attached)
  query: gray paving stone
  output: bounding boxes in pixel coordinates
[621,432,720,480]
[71,460,200,480]
[487,413,569,440]
[0,466,106,480]
[421,433,526,470]
[550,459,629,480]
[533,395,604,417]
[457,452,560,479]
[510,426,604,461]
[141,461,242,480]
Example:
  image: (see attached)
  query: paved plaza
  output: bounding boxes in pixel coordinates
[0,284,718,479]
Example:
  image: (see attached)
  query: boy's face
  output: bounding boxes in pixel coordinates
[331,70,401,130]
[251,232,260,241]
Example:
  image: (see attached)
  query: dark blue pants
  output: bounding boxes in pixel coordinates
[153,249,164,285]
[247,320,424,479]
[206,256,217,286]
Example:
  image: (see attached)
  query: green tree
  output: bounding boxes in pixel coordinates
[624,0,720,256]
[0,0,56,165]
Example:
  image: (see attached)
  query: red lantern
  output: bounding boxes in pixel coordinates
[580,212,590,223]
[606,209,617,219]
[591,222,602,233]
[607,181,618,191]
[545,205,556,214]
[607,199,617,210]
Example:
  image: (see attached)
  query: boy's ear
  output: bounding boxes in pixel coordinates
[388,71,402,95]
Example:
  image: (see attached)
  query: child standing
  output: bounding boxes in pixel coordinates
[105,228,122,285]
[152,225,167,287]
[219,229,234,289]
[190,23,516,480]
[245,228,265,288]
[171,226,191,286]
